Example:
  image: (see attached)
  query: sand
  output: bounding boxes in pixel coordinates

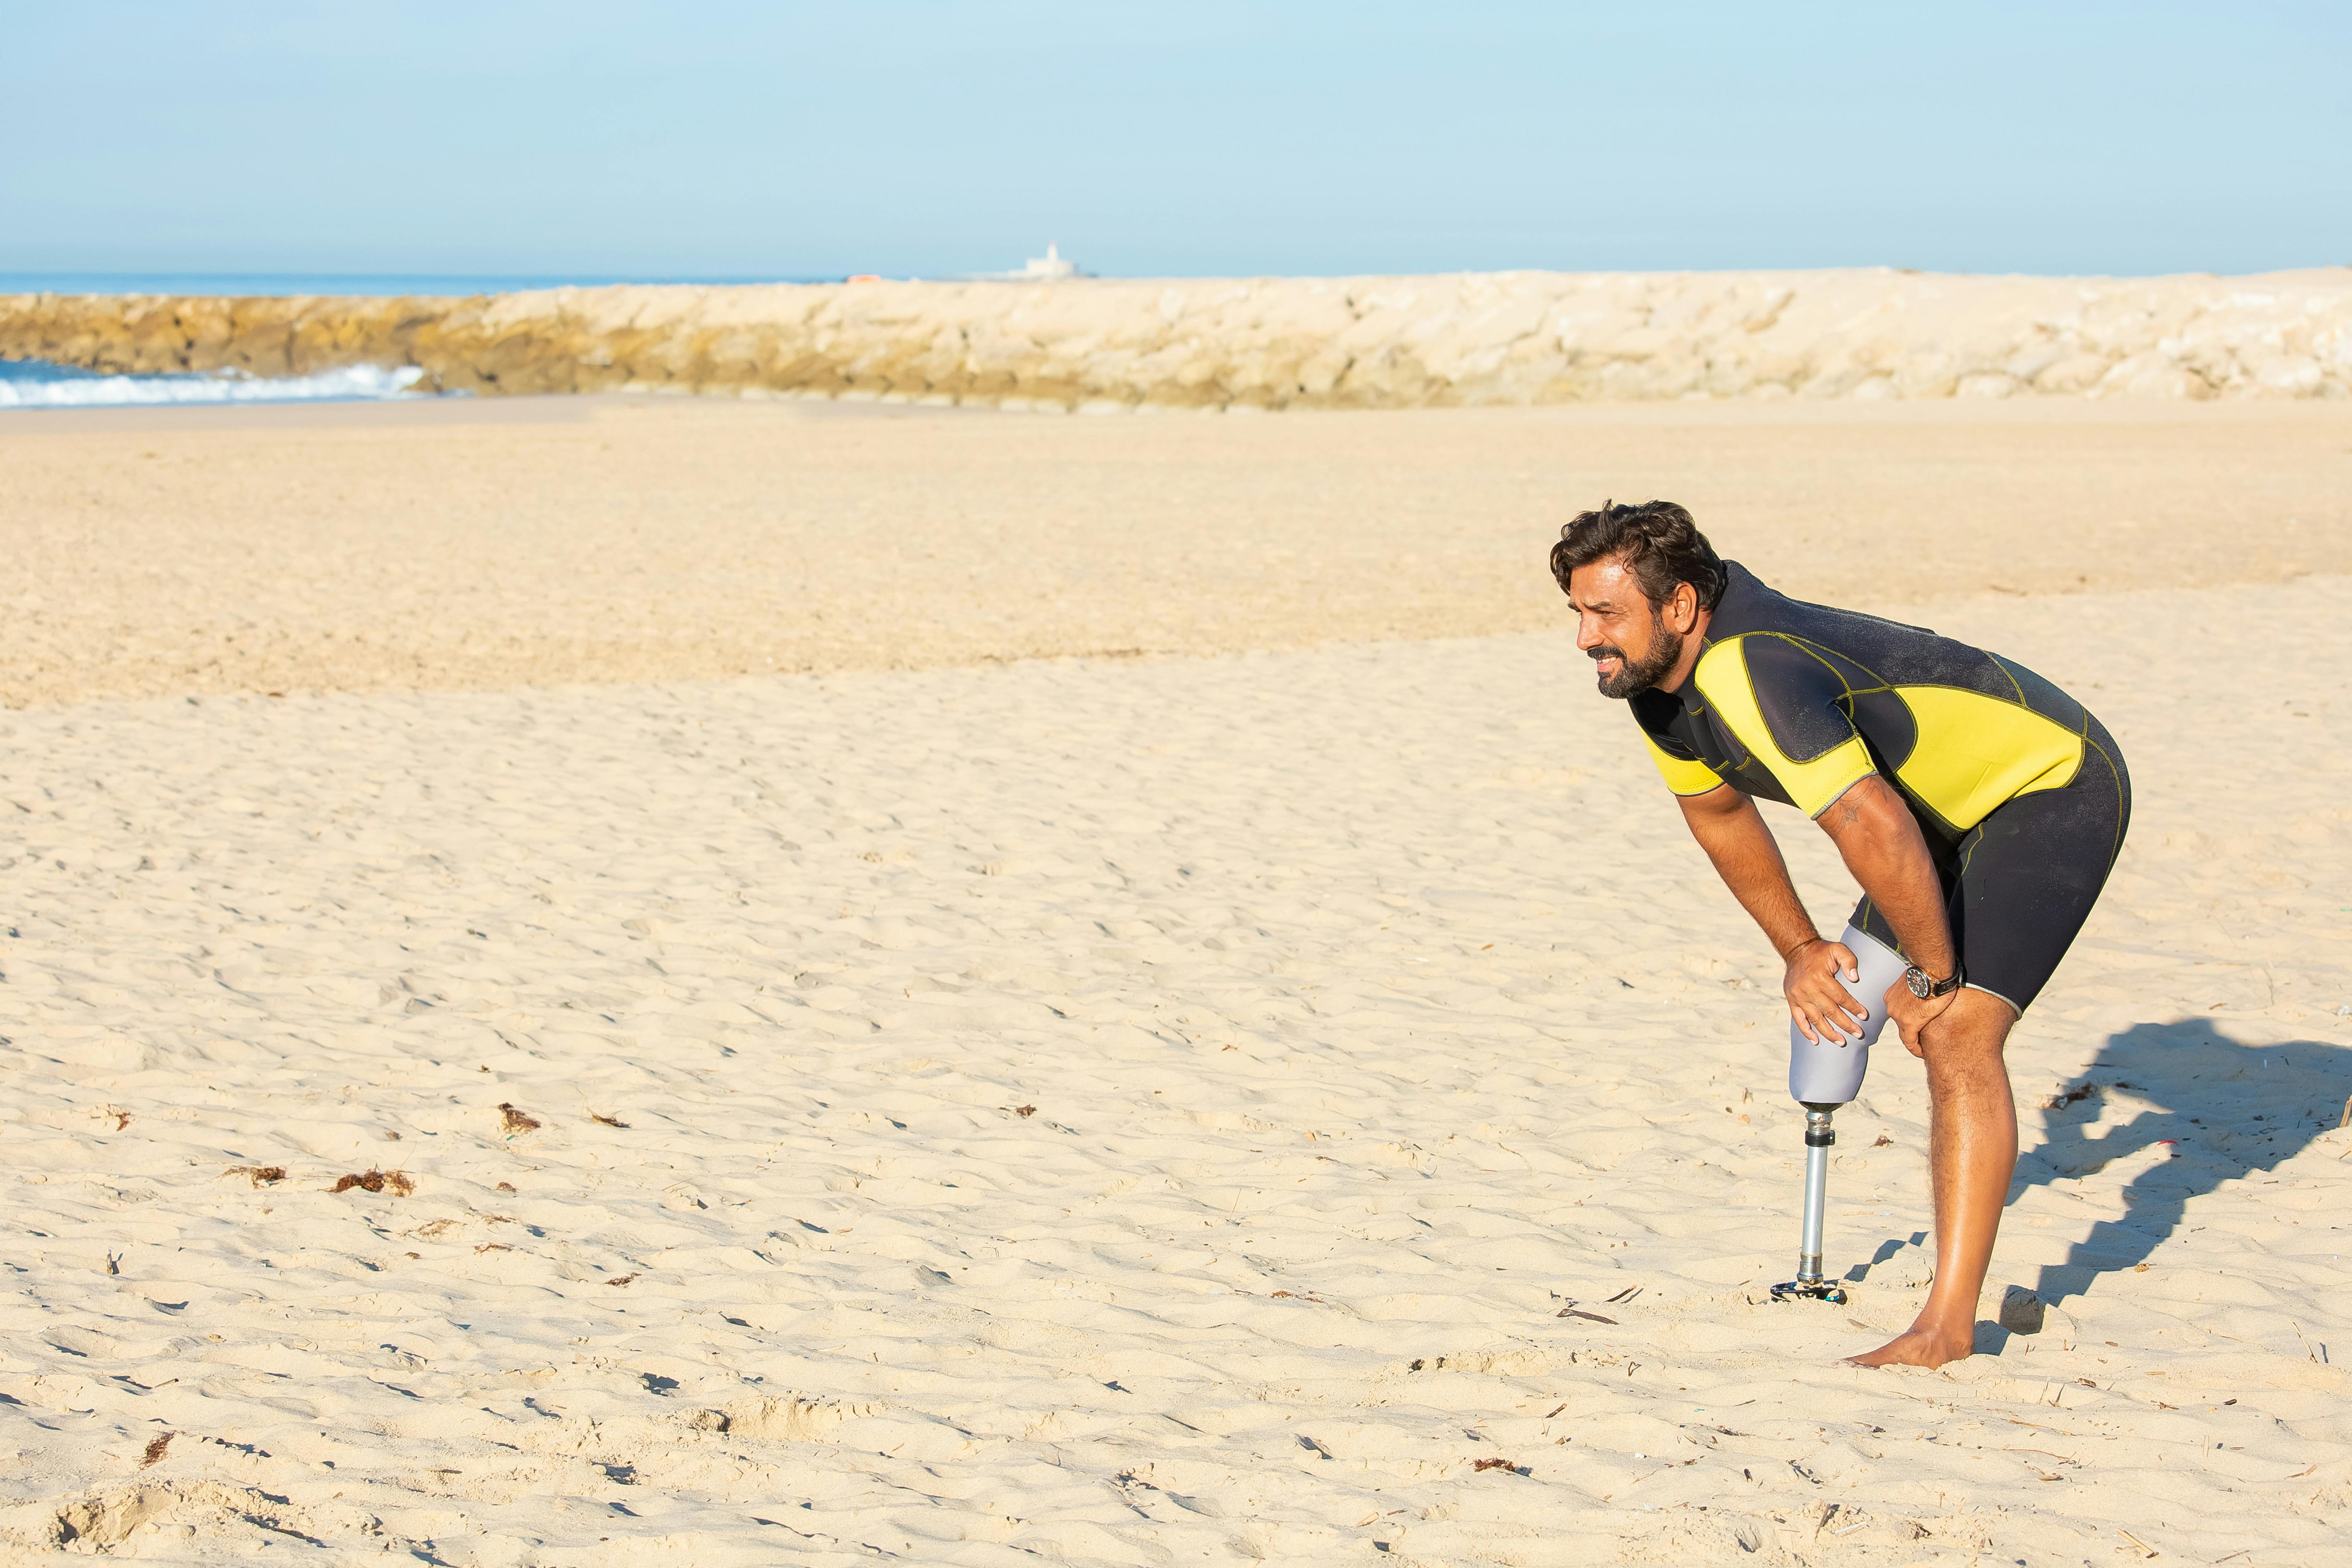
[4,396,2351,708]
[1,398,2349,1563]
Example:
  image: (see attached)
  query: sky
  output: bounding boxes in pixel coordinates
[3,0,2348,281]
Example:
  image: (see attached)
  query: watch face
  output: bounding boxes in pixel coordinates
[1905,967,1931,1000]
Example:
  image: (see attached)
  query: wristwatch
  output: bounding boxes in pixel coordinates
[1904,964,1963,1000]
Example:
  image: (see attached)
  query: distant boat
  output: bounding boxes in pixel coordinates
[1019,242,1083,280]
[921,244,1095,284]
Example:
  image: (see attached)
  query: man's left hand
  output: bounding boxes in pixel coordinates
[1884,978,1960,1057]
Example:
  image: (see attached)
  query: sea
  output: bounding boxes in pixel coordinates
[0,272,831,410]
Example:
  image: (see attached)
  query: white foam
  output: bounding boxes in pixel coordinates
[0,362,425,408]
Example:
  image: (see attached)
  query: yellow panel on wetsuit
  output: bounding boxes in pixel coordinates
[1891,686,2083,830]
[1643,732,1724,796]
[1620,560,2128,1017]
[1689,638,1877,818]
[1626,562,2096,841]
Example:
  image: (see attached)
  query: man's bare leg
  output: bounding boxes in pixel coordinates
[1847,988,2020,1369]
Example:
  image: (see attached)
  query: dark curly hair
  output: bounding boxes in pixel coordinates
[1548,498,1725,612]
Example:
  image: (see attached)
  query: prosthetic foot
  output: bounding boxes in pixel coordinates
[1770,924,1906,1305]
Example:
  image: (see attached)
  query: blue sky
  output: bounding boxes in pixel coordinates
[5,1,2347,279]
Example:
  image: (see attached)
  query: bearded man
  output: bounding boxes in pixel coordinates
[1553,500,2129,1368]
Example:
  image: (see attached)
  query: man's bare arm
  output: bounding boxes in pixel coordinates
[1676,784,1868,1041]
[1676,784,1816,957]
[1813,774,1955,978]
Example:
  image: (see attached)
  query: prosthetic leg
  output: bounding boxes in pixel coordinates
[1771,924,1907,1304]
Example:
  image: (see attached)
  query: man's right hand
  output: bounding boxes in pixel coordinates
[1784,937,1870,1045]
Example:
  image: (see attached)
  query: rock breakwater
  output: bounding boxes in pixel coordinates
[5,268,2348,408]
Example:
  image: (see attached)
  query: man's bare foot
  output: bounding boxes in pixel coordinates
[1844,1324,1974,1369]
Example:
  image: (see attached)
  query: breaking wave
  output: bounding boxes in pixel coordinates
[0,359,425,408]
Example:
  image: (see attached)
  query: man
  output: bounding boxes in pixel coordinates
[1553,500,2129,1368]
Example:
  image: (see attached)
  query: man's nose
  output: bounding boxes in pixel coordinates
[1573,614,1603,650]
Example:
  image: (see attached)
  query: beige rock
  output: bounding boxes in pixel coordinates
[2097,352,2212,400]
[2031,352,2111,394]
[2249,353,2326,395]
[5,268,2350,409]
[1955,372,2023,399]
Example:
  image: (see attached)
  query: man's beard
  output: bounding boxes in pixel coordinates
[1590,621,1684,699]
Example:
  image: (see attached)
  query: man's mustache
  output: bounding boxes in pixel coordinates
[1587,645,1625,663]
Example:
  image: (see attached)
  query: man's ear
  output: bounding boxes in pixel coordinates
[1666,581,1699,633]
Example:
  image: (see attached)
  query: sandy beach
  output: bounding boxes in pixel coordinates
[3,397,2349,1563]
[4,395,2349,707]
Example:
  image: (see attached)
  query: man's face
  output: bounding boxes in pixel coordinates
[1567,555,1682,699]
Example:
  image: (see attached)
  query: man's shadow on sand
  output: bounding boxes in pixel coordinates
[2011,1018,2350,1307]
[1838,1018,2349,1314]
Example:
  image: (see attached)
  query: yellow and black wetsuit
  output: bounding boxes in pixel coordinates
[1633,562,2130,1011]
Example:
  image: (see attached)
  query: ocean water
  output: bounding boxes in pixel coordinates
[0,272,831,297]
[0,272,845,407]
[0,358,427,410]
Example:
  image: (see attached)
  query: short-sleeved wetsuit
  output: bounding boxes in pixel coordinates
[1631,561,2130,1012]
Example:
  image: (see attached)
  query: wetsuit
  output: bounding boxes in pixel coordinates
[1631,562,2130,1012]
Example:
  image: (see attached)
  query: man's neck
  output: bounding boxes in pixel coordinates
[1657,605,1713,694]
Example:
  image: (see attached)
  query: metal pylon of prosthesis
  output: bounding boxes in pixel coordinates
[1769,1103,1848,1304]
